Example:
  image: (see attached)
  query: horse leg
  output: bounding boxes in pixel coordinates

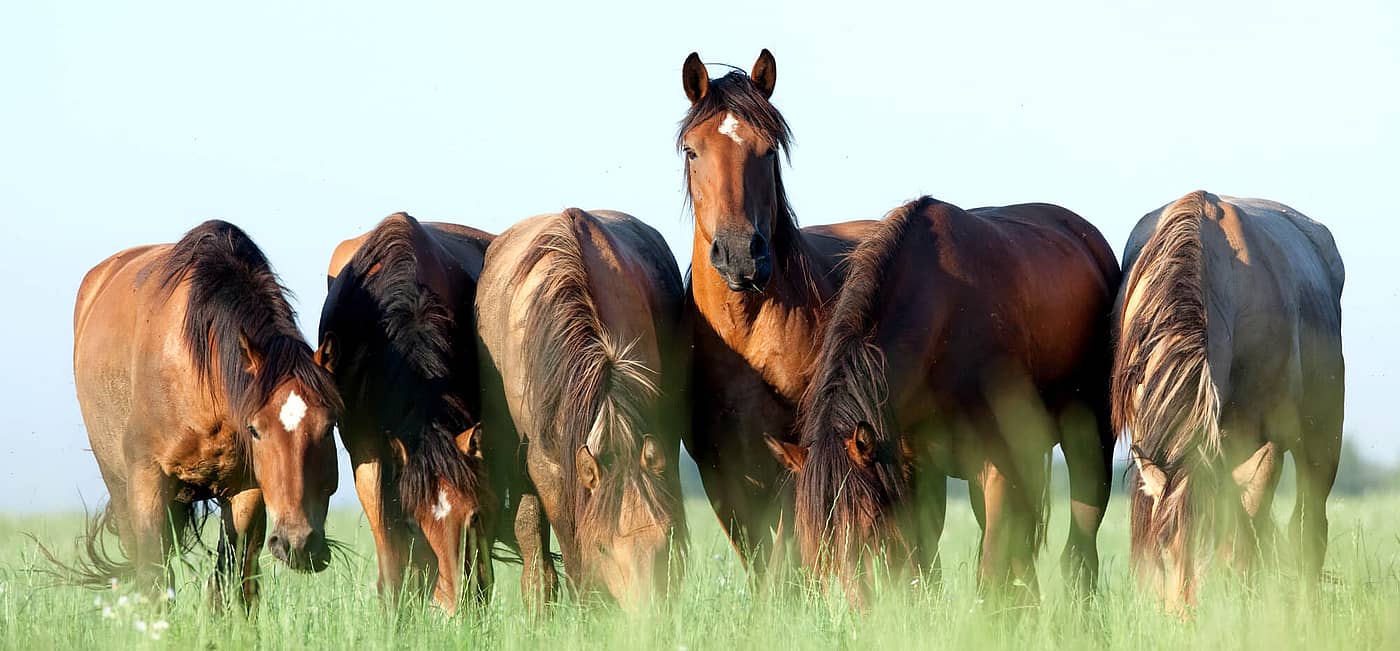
[125,464,176,591]
[1229,439,1281,573]
[976,449,1044,609]
[515,491,558,613]
[1058,402,1111,596]
[348,445,414,604]
[213,489,266,612]
[1289,420,1341,586]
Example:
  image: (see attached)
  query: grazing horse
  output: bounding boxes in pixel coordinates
[767,197,1120,607]
[678,49,878,571]
[1113,191,1344,612]
[72,220,341,607]
[319,213,495,613]
[476,208,688,612]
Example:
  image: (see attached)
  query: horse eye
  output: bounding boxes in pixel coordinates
[247,425,260,440]
[684,147,697,161]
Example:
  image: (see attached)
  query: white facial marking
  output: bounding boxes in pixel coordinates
[718,112,743,144]
[432,489,452,521]
[279,391,307,432]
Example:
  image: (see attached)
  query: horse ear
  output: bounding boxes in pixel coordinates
[750,49,777,98]
[844,423,877,468]
[764,435,808,473]
[238,332,263,375]
[456,425,483,460]
[640,435,666,474]
[314,334,337,374]
[389,438,408,468]
[576,445,601,491]
[682,52,709,104]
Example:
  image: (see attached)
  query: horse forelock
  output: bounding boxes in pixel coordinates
[1113,192,1224,554]
[514,212,677,540]
[158,220,341,431]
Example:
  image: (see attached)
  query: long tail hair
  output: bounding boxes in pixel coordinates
[1112,191,1223,566]
[33,500,210,588]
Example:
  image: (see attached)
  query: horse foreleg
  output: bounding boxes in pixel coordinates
[1058,403,1111,596]
[213,489,266,612]
[515,492,558,614]
[350,450,414,604]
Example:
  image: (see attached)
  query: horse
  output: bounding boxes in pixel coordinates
[677,49,879,573]
[766,196,1120,607]
[71,220,342,609]
[319,213,496,614]
[475,208,688,612]
[1112,191,1345,612]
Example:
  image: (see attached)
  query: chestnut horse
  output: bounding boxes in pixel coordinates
[476,209,688,612]
[1113,191,1344,612]
[72,220,341,608]
[319,213,495,613]
[768,197,1119,607]
[678,49,877,572]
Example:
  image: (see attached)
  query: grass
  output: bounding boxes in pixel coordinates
[1,490,1398,650]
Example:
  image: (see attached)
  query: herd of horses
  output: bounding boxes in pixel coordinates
[63,50,1346,618]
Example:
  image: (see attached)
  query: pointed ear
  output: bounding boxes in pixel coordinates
[844,423,877,468]
[682,52,709,104]
[238,332,263,375]
[576,445,601,491]
[314,334,337,374]
[389,438,408,468]
[640,435,666,474]
[456,424,483,460]
[764,435,808,473]
[750,48,777,98]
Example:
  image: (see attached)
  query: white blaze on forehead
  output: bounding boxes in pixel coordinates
[718,112,743,144]
[279,391,307,432]
[431,489,452,521]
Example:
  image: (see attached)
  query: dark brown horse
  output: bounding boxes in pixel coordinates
[476,209,688,612]
[678,49,878,572]
[1113,191,1345,613]
[71,220,341,607]
[768,197,1119,607]
[319,213,495,613]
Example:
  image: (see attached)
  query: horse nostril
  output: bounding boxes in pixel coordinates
[709,239,725,268]
[749,232,768,258]
[267,534,287,557]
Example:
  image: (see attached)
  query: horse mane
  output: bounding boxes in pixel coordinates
[512,209,676,540]
[1111,190,1224,558]
[793,197,937,563]
[339,213,487,516]
[157,220,340,429]
[676,70,804,264]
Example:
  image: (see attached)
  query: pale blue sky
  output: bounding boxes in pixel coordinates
[2,1,1396,511]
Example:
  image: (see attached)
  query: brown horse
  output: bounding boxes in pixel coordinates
[678,49,878,572]
[1113,191,1345,612]
[767,197,1119,607]
[319,213,495,613]
[476,208,688,612]
[72,220,341,607]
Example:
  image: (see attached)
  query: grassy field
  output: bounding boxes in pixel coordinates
[1,490,1398,650]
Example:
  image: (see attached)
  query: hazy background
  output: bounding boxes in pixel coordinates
[2,1,1396,511]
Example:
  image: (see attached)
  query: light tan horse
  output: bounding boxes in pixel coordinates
[1114,191,1345,612]
[72,220,341,608]
[476,208,688,612]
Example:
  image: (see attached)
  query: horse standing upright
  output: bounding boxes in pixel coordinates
[768,197,1120,607]
[1113,191,1345,612]
[319,213,496,613]
[72,220,341,608]
[476,209,688,612]
[677,49,878,572]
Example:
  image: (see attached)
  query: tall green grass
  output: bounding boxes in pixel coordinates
[2,491,1397,650]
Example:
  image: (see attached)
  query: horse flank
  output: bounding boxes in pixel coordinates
[156,219,340,430]
[793,196,935,562]
[340,213,487,517]
[511,209,673,536]
[1111,192,1224,548]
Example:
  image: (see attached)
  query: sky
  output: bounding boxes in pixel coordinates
[1,1,1397,512]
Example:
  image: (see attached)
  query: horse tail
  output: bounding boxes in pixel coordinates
[1112,190,1223,555]
[31,499,210,588]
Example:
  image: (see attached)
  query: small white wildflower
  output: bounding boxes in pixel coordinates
[101,606,114,619]
[1011,578,1026,588]
[93,596,103,608]
[163,587,176,602]
[678,645,689,651]
[134,620,147,633]
[108,577,119,590]
[116,596,129,608]
[151,633,161,641]
[910,577,920,587]
[711,554,723,562]
[152,620,170,632]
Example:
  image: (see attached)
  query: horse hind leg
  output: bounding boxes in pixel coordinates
[1289,405,1342,587]
[1057,401,1111,597]
[975,448,1047,609]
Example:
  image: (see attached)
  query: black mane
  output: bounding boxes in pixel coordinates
[158,220,340,428]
